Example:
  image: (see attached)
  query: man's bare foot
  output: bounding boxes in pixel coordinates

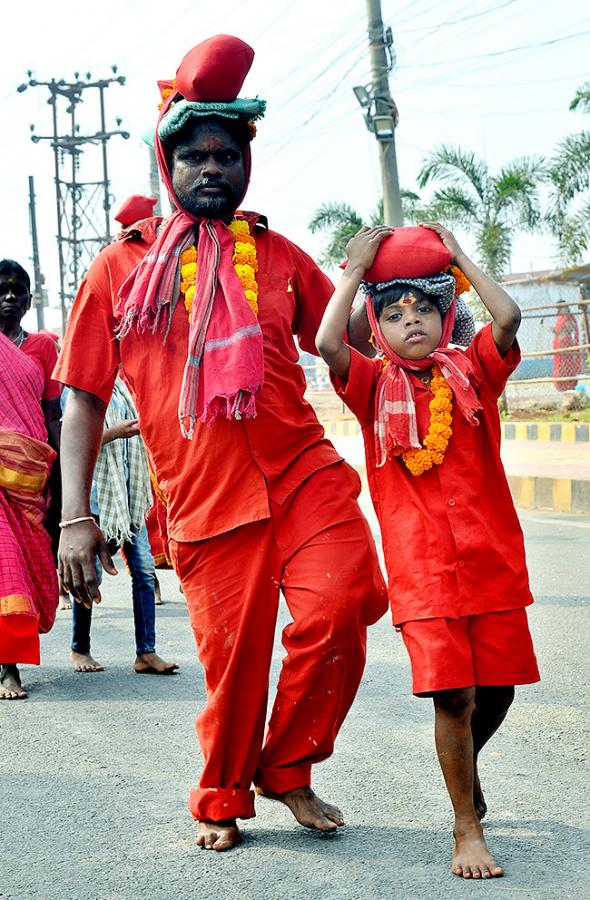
[0,664,27,699]
[452,821,503,879]
[196,819,242,851]
[473,765,487,821]
[134,652,179,674]
[70,651,104,673]
[256,785,344,832]
[58,592,72,611]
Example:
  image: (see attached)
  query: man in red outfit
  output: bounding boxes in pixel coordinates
[56,35,387,851]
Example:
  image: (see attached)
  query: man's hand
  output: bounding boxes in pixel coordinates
[58,520,118,609]
[419,222,464,263]
[345,225,393,274]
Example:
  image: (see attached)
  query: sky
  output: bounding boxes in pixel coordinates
[1,0,589,331]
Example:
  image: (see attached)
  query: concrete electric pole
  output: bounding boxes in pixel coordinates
[28,175,45,330]
[354,0,404,226]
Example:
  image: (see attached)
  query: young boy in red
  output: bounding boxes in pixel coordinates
[316,222,539,881]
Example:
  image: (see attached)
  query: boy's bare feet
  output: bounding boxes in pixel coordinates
[452,821,503,879]
[70,651,104,672]
[196,819,241,851]
[256,785,344,832]
[134,652,178,674]
[0,664,27,699]
[473,765,487,820]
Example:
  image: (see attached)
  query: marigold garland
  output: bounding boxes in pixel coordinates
[448,264,471,297]
[397,364,453,476]
[179,218,259,319]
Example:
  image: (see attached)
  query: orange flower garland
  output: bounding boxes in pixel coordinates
[179,219,259,319]
[448,264,471,296]
[397,365,453,476]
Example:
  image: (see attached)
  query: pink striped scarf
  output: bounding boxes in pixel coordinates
[117,212,264,437]
[117,92,263,437]
[366,297,482,466]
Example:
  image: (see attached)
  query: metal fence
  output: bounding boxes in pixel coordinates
[300,298,590,410]
[505,298,590,408]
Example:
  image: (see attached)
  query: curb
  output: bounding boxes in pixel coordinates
[501,422,589,442]
[348,464,590,515]
[322,419,590,442]
[507,475,590,514]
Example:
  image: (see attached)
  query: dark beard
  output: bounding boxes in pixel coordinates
[176,187,238,220]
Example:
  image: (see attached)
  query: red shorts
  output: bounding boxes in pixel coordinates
[399,607,540,695]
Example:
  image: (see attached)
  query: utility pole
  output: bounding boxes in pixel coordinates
[18,70,129,331]
[354,0,404,226]
[28,175,45,330]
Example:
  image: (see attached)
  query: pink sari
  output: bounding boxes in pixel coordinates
[0,333,58,664]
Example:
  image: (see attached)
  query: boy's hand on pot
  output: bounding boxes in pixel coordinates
[345,225,393,272]
[420,222,464,263]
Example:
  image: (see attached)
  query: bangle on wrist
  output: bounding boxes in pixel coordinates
[59,516,95,528]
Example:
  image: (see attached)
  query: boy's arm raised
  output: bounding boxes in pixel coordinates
[316,225,392,378]
[420,222,521,355]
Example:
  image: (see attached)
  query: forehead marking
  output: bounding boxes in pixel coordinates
[201,137,227,152]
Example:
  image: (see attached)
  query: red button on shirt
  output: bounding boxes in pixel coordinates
[54,215,342,543]
[332,324,534,625]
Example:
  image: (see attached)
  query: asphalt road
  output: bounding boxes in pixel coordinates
[1,508,588,900]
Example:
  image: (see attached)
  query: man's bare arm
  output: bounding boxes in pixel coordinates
[58,388,117,607]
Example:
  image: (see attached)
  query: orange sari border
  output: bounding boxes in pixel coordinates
[0,593,39,617]
[0,428,56,526]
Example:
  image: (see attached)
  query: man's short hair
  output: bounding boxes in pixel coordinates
[164,114,252,157]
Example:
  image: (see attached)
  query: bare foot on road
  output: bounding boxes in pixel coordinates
[134,652,178,674]
[58,592,72,611]
[70,651,105,673]
[452,822,503,879]
[256,785,344,832]
[473,766,487,821]
[0,664,27,699]
[196,819,242,851]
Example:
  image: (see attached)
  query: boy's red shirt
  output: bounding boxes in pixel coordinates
[332,325,534,625]
[54,215,342,542]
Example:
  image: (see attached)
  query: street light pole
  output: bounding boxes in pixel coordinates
[365,0,404,226]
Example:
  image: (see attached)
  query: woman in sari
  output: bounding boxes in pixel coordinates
[0,260,58,699]
[552,302,583,391]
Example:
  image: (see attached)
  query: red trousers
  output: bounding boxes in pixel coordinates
[170,462,387,822]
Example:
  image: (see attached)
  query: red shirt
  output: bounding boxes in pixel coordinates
[54,215,342,542]
[333,325,533,625]
[21,332,61,400]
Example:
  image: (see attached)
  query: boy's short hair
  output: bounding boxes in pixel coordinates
[372,284,435,319]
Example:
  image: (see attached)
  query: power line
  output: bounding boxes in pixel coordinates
[401,26,590,69]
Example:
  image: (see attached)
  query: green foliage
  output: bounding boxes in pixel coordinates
[545,83,590,264]
[308,191,426,268]
[417,146,544,279]
[569,83,590,113]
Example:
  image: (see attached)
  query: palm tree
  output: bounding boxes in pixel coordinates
[546,84,590,264]
[416,146,544,280]
[308,191,422,268]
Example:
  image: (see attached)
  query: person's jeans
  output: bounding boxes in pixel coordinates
[71,524,157,656]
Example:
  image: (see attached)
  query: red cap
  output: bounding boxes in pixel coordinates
[114,195,158,226]
[342,226,451,282]
[175,35,254,102]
